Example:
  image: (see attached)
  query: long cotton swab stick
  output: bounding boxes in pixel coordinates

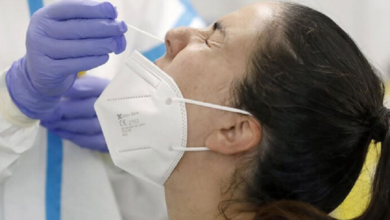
[127,24,165,43]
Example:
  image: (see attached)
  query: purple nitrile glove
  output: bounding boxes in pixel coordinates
[6,0,127,119]
[41,76,110,152]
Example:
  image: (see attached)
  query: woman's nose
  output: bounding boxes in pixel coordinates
[165,27,193,58]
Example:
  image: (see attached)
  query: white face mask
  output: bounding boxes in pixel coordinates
[95,52,251,187]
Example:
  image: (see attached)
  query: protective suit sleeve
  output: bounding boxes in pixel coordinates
[0,68,39,183]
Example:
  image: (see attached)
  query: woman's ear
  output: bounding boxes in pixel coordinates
[205,117,261,155]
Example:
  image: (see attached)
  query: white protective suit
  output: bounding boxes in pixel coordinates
[0,0,205,220]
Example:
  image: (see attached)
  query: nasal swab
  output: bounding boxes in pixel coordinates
[77,24,164,77]
[127,24,165,43]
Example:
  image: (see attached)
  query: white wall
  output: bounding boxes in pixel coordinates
[190,0,390,76]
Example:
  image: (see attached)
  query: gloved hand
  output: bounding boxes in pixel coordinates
[6,0,127,119]
[41,76,109,152]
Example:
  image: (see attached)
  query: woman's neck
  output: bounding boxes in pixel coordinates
[164,152,254,220]
[165,184,255,220]
[165,182,224,220]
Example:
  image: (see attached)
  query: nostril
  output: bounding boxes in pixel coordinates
[165,27,191,57]
[166,39,173,54]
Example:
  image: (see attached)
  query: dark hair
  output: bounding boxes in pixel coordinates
[228,2,390,220]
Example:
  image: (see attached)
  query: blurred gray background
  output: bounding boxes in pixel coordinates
[190,0,390,77]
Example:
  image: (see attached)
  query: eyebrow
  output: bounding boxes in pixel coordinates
[214,21,227,37]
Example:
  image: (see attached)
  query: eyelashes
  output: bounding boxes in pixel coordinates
[213,22,220,31]
[205,22,219,47]
[204,21,224,47]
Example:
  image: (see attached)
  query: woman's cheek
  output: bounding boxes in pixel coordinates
[182,49,208,68]
[162,46,210,79]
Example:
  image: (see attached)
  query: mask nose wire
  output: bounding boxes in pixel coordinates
[127,24,165,43]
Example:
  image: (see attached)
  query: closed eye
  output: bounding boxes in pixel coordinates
[205,38,210,47]
[213,22,219,31]
[205,22,223,47]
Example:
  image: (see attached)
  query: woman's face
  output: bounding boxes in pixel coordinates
[155,2,276,147]
[156,2,278,219]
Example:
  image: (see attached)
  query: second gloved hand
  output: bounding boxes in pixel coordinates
[6,0,127,119]
[41,76,109,152]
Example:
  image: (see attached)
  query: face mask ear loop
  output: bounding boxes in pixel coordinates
[170,97,252,116]
[167,98,252,152]
[166,97,251,152]
[171,146,210,152]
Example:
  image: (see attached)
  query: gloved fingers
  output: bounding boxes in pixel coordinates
[42,98,98,121]
[48,55,109,77]
[49,130,109,152]
[46,1,117,20]
[64,76,110,99]
[44,19,127,40]
[41,118,102,135]
[32,72,78,97]
[40,36,126,59]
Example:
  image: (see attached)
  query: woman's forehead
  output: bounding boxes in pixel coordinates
[220,2,278,26]
[215,2,279,56]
